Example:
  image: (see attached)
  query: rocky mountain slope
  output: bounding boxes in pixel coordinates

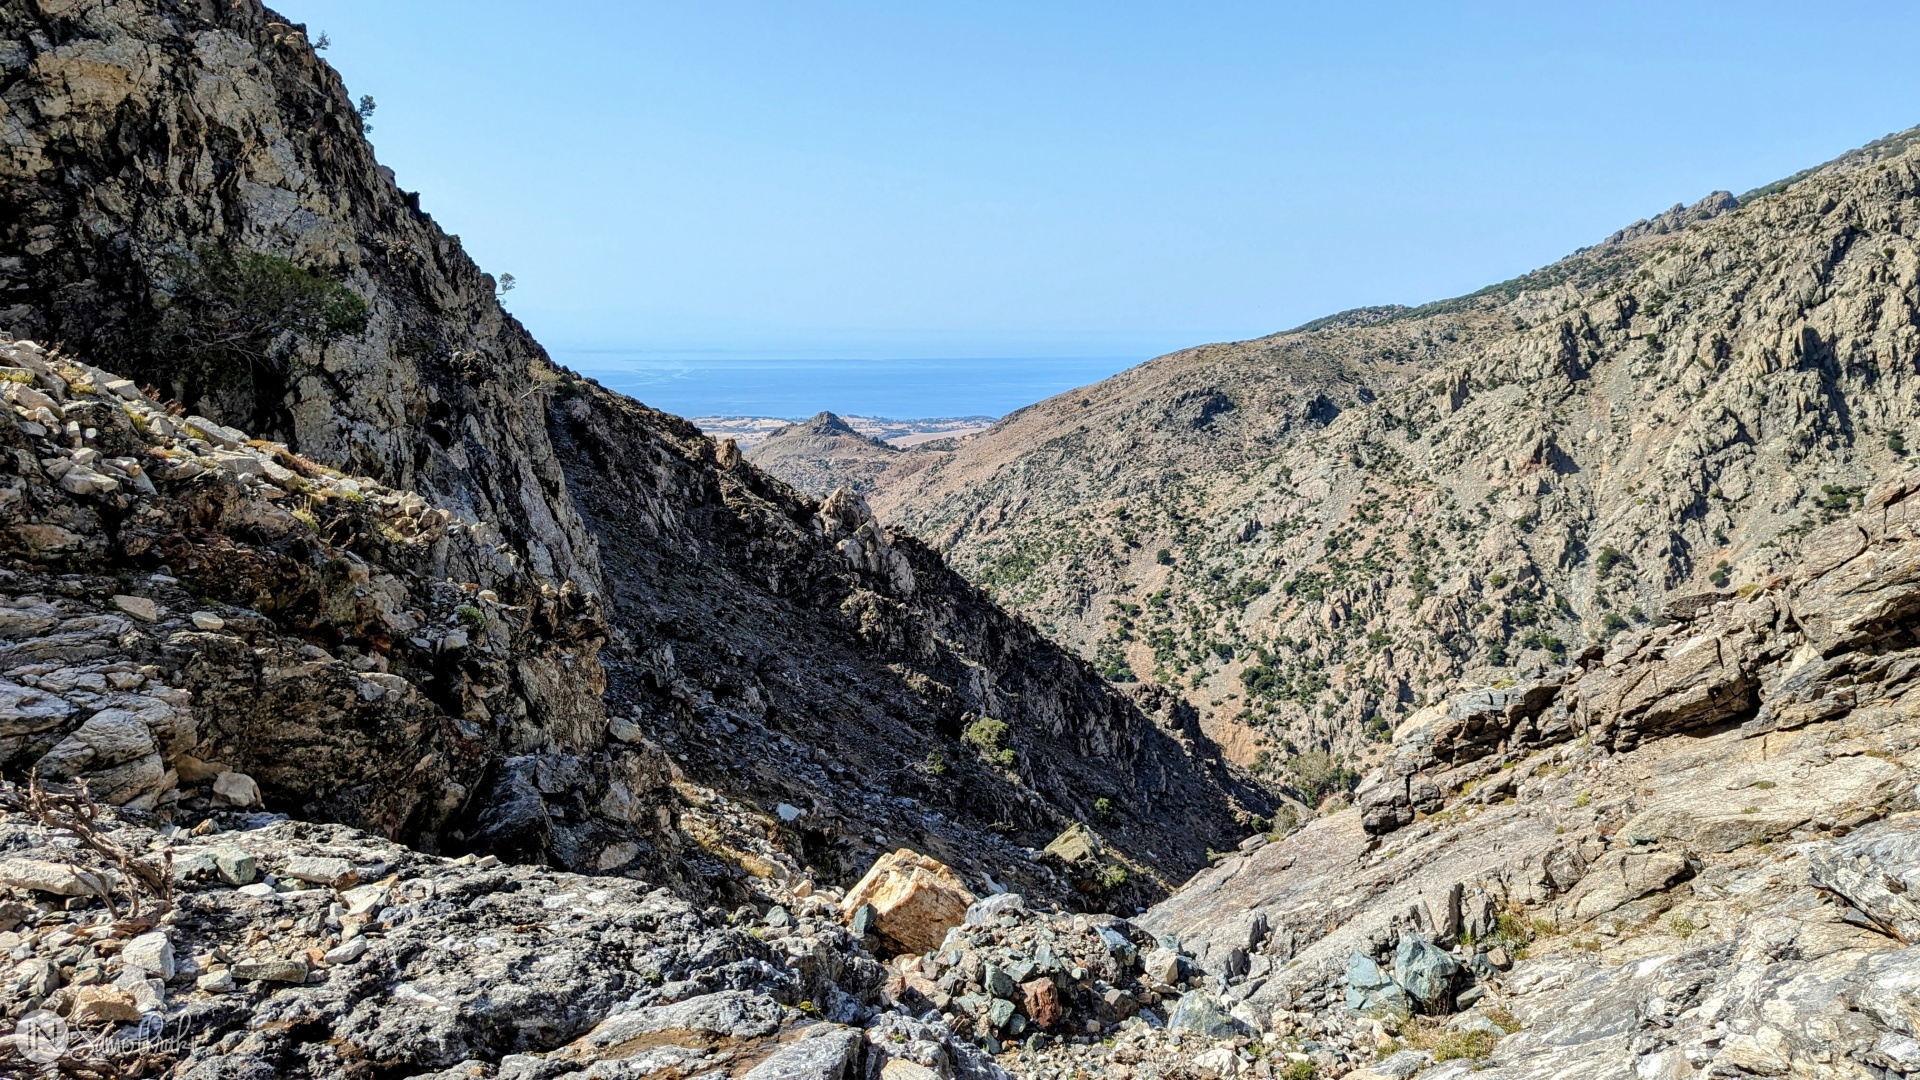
[743,412,907,497]
[4,408,1915,1080]
[865,125,1920,800]
[0,0,1267,912]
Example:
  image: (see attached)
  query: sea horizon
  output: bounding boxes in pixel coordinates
[549,350,1142,421]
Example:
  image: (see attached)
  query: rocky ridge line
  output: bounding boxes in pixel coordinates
[859,122,1920,808]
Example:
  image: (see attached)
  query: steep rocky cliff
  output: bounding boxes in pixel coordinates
[0,0,1266,907]
[1,0,610,806]
[869,126,1920,800]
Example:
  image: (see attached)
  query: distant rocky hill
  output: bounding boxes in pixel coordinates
[741,411,906,497]
[868,125,1920,799]
[699,413,996,450]
[0,0,1266,913]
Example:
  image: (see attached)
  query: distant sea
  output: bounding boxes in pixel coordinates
[549,352,1140,421]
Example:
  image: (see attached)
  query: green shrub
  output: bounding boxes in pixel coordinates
[146,244,369,424]
[964,718,1015,766]
[154,244,368,370]
[1285,751,1357,807]
[1486,637,1509,666]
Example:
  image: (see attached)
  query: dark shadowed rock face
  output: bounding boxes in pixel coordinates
[547,382,1272,905]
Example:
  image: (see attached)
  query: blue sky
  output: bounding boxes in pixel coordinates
[284,1,1920,361]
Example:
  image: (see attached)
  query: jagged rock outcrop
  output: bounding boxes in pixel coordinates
[866,125,1920,797]
[0,338,657,863]
[1358,467,1920,839]
[0,805,936,1078]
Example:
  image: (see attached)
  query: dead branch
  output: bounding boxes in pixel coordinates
[0,775,172,927]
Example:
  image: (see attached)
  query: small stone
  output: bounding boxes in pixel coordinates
[987,996,1017,1031]
[189,611,225,630]
[339,883,390,916]
[323,938,369,965]
[1097,925,1138,966]
[743,1025,864,1080]
[282,856,356,888]
[212,771,260,807]
[1143,946,1183,985]
[19,957,60,996]
[61,467,120,496]
[231,958,309,983]
[0,858,112,897]
[69,985,141,1025]
[965,892,1028,926]
[124,976,166,1013]
[112,595,159,622]
[213,847,258,885]
[776,802,804,822]
[881,1061,940,1080]
[596,842,638,870]
[1043,822,1104,866]
[1485,946,1512,971]
[121,931,175,980]
[104,379,141,400]
[196,969,235,994]
[237,883,276,898]
[1020,977,1063,1028]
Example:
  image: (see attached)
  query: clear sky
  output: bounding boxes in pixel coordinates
[282,1,1920,361]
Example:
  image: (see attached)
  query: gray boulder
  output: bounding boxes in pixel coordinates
[1393,933,1461,1012]
[1167,990,1247,1038]
[1344,953,1410,1018]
